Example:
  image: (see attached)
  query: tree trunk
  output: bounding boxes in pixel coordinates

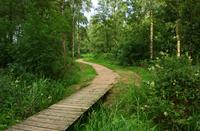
[150,10,154,59]
[77,25,81,58]
[176,19,181,58]
[71,0,75,62]
[9,1,13,43]
[61,0,67,67]
[71,22,74,62]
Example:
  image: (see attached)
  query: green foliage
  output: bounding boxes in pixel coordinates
[13,1,67,78]
[0,62,96,130]
[0,43,14,67]
[0,73,70,130]
[78,56,200,130]
[76,104,156,131]
[120,41,149,65]
[85,0,200,63]
[152,56,200,130]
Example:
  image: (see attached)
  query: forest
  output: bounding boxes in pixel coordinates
[0,0,200,131]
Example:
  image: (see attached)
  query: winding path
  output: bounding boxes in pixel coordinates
[7,60,119,131]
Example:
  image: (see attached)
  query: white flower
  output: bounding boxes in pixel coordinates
[150,81,155,87]
[148,66,155,71]
[15,80,20,83]
[164,112,168,116]
[48,96,52,99]
[160,51,165,55]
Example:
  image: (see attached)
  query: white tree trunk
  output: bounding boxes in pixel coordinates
[150,10,154,59]
[77,24,81,58]
[176,19,181,58]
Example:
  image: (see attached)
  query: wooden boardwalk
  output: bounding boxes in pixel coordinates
[7,60,119,131]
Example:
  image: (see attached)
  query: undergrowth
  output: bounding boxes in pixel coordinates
[0,62,96,130]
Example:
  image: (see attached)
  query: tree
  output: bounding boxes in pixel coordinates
[165,0,183,58]
[61,0,67,67]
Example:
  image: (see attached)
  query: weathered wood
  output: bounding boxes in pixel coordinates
[9,124,58,131]
[19,120,65,130]
[27,117,67,125]
[6,60,119,131]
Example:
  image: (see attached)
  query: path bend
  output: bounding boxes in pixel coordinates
[7,59,119,131]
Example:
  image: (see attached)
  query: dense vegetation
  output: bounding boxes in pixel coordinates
[76,0,200,130]
[74,55,200,131]
[0,0,95,130]
[0,63,96,130]
[0,0,199,130]
[83,0,200,64]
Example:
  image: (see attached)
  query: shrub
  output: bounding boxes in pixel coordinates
[120,56,200,130]
[153,56,200,130]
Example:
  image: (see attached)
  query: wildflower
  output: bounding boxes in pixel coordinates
[15,80,20,83]
[144,105,149,108]
[48,96,52,99]
[164,112,168,116]
[195,73,199,76]
[148,66,155,71]
[150,81,155,87]
[140,107,145,111]
[160,51,164,56]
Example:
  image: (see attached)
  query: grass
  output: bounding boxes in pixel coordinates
[72,54,157,131]
[74,54,200,131]
[0,62,96,130]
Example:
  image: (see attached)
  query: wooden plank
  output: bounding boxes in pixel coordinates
[51,104,89,110]
[6,129,25,131]
[11,124,58,131]
[44,108,82,114]
[27,117,67,125]
[20,120,65,130]
[39,110,80,118]
[48,106,83,112]
[34,114,75,121]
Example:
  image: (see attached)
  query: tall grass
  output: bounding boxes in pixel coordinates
[74,84,157,131]
[0,63,96,130]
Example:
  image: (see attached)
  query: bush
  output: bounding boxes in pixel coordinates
[12,2,69,79]
[152,56,200,130]
[119,56,200,130]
